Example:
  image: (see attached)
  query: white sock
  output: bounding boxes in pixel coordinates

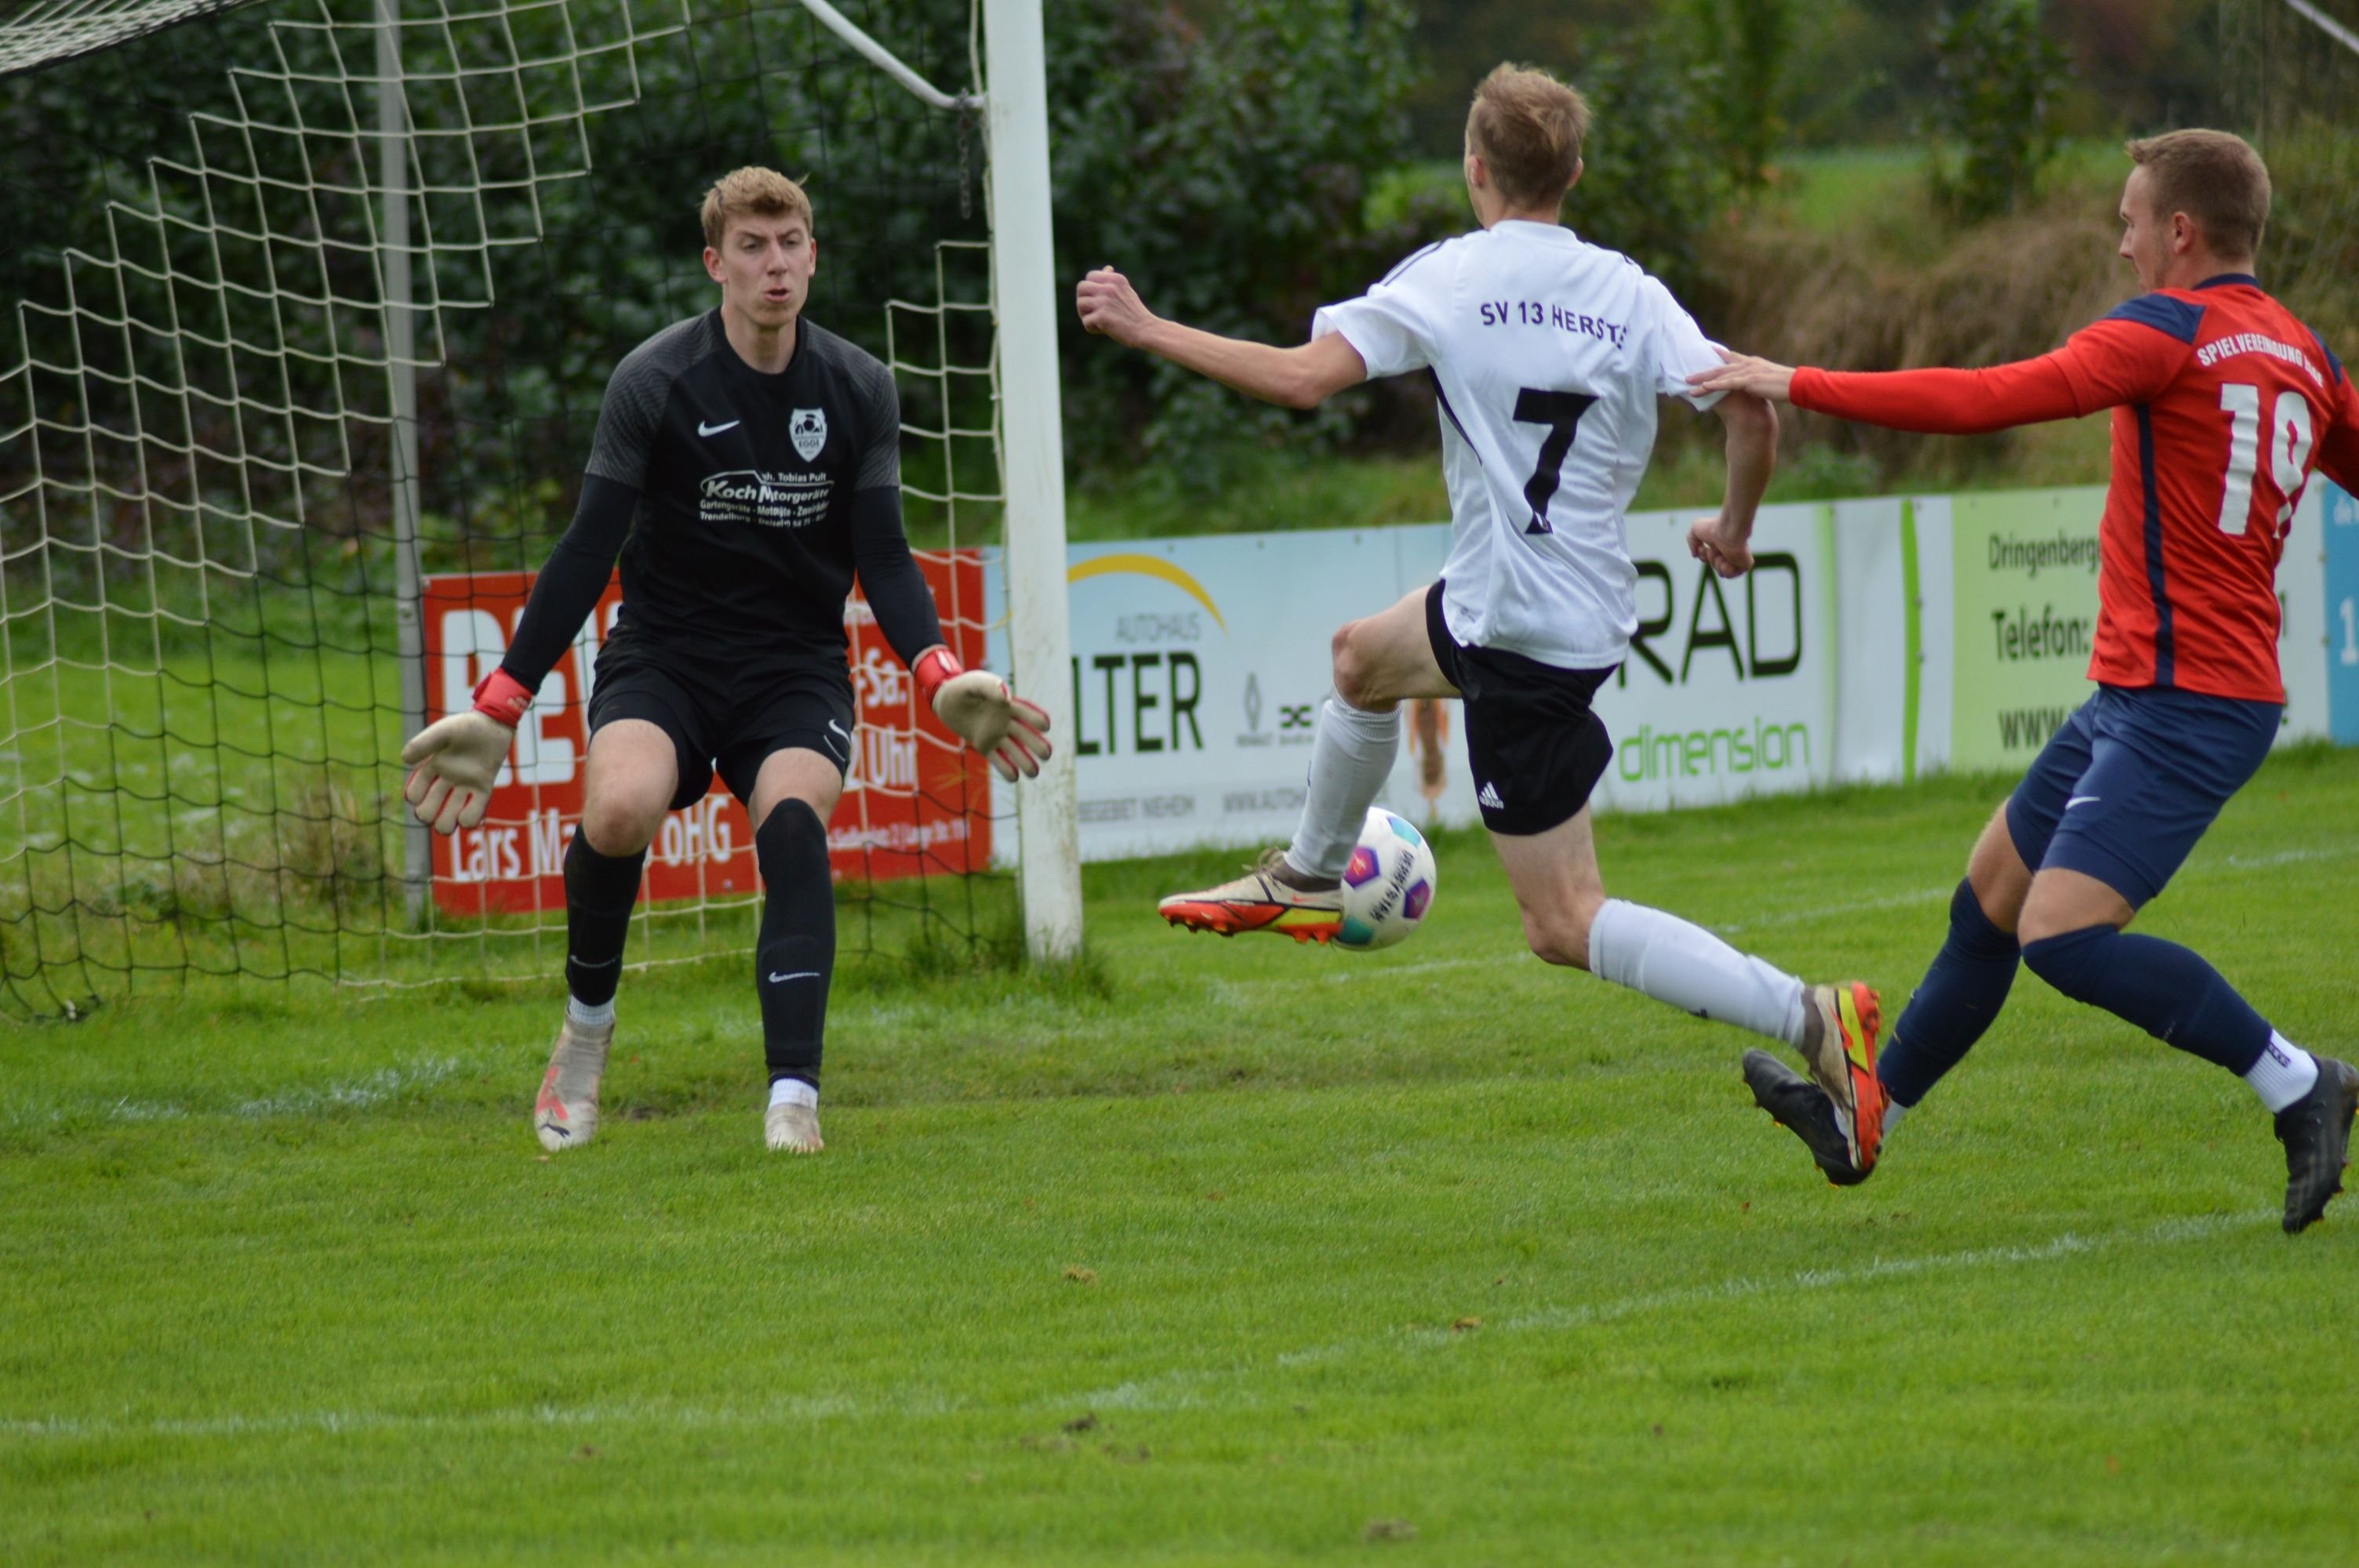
[1586,898,1808,1046]
[2244,1031,2319,1114]
[566,996,615,1029]
[1284,697,1401,880]
[769,1077,818,1110]
[1881,1100,1908,1138]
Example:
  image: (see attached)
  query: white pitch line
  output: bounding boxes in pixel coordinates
[1485,1209,2263,1338]
[2,1210,2274,1444]
[1234,837,2359,982]
[1263,1210,2269,1379]
[1707,884,1950,936]
[0,1056,478,1134]
[12,837,2353,1128]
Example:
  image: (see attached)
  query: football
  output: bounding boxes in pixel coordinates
[1336,806,1438,951]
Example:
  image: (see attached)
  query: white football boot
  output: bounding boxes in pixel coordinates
[1158,847,1343,943]
[764,1101,824,1153]
[533,1014,613,1152]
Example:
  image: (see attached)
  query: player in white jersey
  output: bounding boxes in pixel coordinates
[1077,65,1883,1161]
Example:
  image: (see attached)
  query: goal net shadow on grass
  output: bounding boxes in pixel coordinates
[0,0,1017,1018]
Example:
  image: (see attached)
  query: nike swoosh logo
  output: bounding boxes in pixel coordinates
[698,419,740,437]
[2066,795,2100,808]
[767,971,820,984]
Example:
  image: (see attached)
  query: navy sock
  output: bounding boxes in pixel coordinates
[563,833,645,1007]
[1880,880,2021,1107]
[754,800,834,1088]
[2019,924,2272,1074]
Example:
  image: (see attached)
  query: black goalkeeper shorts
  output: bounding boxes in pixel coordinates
[587,634,856,812]
[1423,579,1616,837]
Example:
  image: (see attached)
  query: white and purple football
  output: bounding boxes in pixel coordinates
[1336,806,1438,951]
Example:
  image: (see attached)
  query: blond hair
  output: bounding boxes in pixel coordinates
[2125,129,2270,260]
[1466,64,1590,209]
[699,166,813,252]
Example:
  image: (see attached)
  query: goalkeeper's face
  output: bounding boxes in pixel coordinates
[706,215,818,331]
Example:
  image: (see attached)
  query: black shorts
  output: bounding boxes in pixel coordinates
[587,634,856,812]
[1424,579,1615,837]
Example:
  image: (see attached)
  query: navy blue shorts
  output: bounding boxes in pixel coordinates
[2005,684,2280,909]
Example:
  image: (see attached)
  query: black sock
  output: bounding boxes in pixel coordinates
[1880,880,2021,1106]
[563,831,645,1008]
[755,800,834,1088]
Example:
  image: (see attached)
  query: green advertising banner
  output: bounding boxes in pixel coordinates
[1949,487,2106,771]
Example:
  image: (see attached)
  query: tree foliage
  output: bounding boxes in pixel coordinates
[1045,0,1419,473]
[1926,0,2072,223]
[1682,0,1796,194]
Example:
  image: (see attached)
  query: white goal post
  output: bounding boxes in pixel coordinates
[767,0,1081,963]
[972,0,1082,964]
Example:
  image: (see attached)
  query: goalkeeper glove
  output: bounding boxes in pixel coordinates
[400,669,532,835]
[913,647,1053,781]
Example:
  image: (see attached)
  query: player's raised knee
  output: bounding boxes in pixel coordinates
[1331,619,1378,709]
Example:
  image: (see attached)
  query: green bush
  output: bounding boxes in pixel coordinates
[1682,0,1797,194]
[1926,0,2070,222]
[1046,0,1419,477]
[1563,30,1729,312]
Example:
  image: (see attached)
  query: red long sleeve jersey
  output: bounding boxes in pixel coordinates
[1793,275,2359,703]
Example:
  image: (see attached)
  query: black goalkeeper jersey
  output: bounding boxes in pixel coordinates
[585,310,903,661]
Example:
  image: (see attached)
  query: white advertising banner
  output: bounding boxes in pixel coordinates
[1588,503,1834,814]
[988,503,1839,863]
[983,485,2336,866]
[1025,530,1408,862]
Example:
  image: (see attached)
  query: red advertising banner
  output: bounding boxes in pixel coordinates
[420,554,992,916]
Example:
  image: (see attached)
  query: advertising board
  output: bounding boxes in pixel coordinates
[2327,481,2359,745]
[1944,488,2106,773]
[418,554,990,916]
[1000,503,1839,861]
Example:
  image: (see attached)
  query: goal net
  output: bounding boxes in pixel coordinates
[0,0,1020,1018]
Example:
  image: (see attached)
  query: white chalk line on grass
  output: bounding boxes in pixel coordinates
[1262,1209,2266,1377]
[1,1209,2273,1444]
[0,1056,477,1135]
[16,833,2352,1129]
[1230,837,2359,989]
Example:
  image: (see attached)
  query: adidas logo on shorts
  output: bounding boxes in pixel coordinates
[1478,782,1504,809]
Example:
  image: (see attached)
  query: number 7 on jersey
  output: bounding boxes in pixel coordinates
[1514,387,1597,537]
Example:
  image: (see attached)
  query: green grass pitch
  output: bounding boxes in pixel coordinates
[4,749,2356,1563]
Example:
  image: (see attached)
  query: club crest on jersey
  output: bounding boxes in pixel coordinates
[789,407,827,461]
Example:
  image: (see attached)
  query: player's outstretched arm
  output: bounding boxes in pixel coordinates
[1688,353,1797,405]
[1688,390,1777,579]
[1076,267,1366,409]
[844,376,1050,783]
[401,474,638,836]
[1688,325,2175,436]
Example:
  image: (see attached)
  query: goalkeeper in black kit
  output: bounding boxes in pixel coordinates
[400,168,1052,1153]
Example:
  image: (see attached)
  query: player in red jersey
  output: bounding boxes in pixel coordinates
[1692,130,2359,1231]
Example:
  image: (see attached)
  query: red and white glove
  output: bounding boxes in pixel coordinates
[913,647,1053,782]
[399,669,531,835]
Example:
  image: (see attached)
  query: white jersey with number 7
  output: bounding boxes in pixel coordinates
[1313,220,1728,670]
